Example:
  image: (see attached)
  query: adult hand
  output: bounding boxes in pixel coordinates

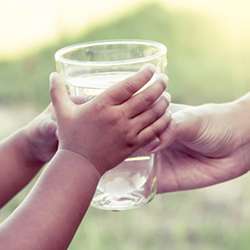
[156,94,250,193]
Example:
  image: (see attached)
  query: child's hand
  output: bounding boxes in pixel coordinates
[50,66,170,175]
[21,95,89,165]
[22,105,58,164]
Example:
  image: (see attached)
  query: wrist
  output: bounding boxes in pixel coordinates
[56,149,102,179]
[12,129,45,167]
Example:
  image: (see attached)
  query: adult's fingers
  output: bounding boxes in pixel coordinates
[125,74,168,118]
[100,64,155,104]
[49,72,73,119]
[132,95,169,134]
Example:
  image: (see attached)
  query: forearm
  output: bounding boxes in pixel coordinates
[0,150,100,250]
[0,129,44,207]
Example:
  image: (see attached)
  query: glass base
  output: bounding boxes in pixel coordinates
[91,152,157,211]
[91,179,157,211]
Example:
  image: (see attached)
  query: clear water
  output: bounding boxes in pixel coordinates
[66,72,157,210]
[67,72,134,100]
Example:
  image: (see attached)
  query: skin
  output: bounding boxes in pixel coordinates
[0,66,171,249]
[4,65,250,247]
[0,106,57,207]
[155,93,250,193]
[0,95,90,207]
[51,69,170,175]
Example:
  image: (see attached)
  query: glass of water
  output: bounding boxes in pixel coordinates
[55,40,167,210]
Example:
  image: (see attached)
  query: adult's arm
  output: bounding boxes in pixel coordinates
[155,93,250,193]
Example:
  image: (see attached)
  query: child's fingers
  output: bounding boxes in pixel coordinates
[49,72,73,118]
[101,64,155,104]
[152,119,177,152]
[132,96,169,134]
[141,138,161,153]
[136,111,171,147]
[40,119,57,138]
[125,74,168,118]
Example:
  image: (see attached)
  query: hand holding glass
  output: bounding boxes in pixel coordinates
[55,40,167,210]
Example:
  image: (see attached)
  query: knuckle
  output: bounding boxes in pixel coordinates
[159,76,168,88]
[139,68,153,83]
[160,103,169,115]
[151,106,162,118]
[161,96,169,107]
[157,80,166,93]
[143,128,155,143]
[149,124,159,137]
[125,130,137,147]
[158,117,170,133]
[107,112,120,125]
[144,94,155,105]
[106,92,118,102]
[119,108,129,119]
[152,129,158,138]
[124,81,136,95]
[103,107,122,126]
[156,100,168,115]
[50,85,57,100]
[92,100,107,113]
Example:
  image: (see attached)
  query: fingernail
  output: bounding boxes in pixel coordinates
[157,73,168,87]
[163,92,171,103]
[140,63,156,74]
[49,72,57,83]
[49,72,64,88]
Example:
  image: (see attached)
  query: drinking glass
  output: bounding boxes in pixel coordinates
[55,40,167,210]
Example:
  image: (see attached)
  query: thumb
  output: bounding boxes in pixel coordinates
[40,119,57,138]
[153,107,203,152]
[49,72,73,119]
[172,109,202,142]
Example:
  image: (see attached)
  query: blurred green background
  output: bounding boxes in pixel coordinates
[1,0,250,249]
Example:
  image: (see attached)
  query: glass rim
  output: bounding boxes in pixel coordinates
[55,39,167,67]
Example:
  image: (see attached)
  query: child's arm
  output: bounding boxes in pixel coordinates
[0,107,57,207]
[0,150,100,250]
[0,66,170,249]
